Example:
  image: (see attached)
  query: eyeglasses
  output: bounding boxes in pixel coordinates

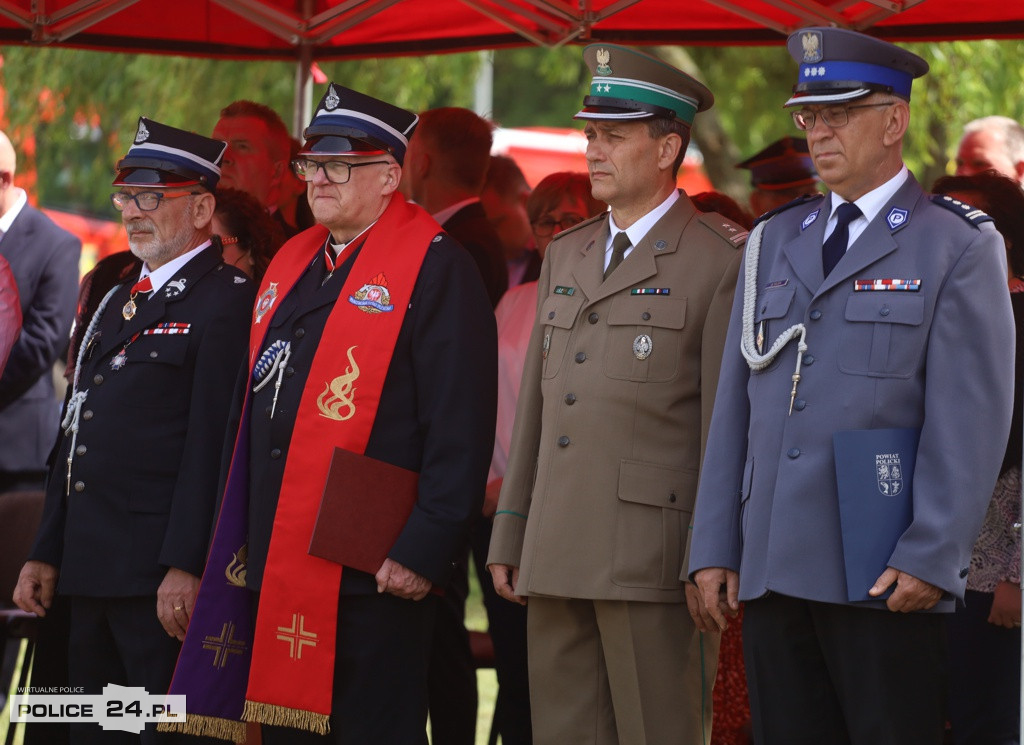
[290,158,390,184]
[791,101,895,131]
[110,190,199,212]
[532,214,586,237]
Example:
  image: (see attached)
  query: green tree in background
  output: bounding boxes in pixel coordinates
[0,39,1021,217]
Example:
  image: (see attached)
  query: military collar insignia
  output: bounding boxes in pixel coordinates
[801,209,820,231]
[254,282,279,324]
[886,207,909,231]
[164,278,187,298]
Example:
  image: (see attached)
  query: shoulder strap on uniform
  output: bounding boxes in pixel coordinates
[930,194,994,228]
[696,211,748,247]
[753,192,825,227]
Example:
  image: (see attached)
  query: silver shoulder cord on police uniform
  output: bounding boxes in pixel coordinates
[739,218,808,415]
[62,284,120,495]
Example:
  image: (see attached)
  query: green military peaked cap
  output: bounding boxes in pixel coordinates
[575,44,713,126]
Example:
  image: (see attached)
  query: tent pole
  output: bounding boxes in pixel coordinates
[293,42,314,137]
[473,49,494,120]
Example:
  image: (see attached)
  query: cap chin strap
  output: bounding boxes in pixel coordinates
[739,218,808,416]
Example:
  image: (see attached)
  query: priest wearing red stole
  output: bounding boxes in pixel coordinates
[163,84,498,744]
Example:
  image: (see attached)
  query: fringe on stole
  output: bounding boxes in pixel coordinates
[157,714,247,743]
[243,700,330,735]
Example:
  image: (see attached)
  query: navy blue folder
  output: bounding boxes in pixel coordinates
[833,427,921,602]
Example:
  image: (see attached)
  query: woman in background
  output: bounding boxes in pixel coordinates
[211,187,286,281]
[933,171,1024,745]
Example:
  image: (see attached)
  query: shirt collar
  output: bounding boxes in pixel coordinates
[138,240,212,293]
[433,197,481,227]
[830,165,909,225]
[608,189,680,250]
[0,188,27,233]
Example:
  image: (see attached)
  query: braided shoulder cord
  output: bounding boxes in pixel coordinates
[738,219,808,415]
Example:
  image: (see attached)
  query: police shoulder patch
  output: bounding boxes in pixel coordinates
[930,194,994,228]
[753,192,825,227]
[697,211,748,248]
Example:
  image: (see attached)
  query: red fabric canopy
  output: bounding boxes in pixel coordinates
[0,0,1020,61]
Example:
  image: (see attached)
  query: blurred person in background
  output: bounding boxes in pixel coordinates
[212,186,286,281]
[736,136,821,217]
[478,171,606,745]
[0,255,20,375]
[933,170,1024,745]
[955,116,1024,186]
[482,155,540,288]
[213,100,301,237]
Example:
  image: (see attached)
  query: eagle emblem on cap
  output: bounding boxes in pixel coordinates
[802,31,823,63]
[135,121,150,144]
[325,85,340,111]
[595,48,612,76]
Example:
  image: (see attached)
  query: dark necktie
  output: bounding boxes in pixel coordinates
[604,231,631,280]
[822,202,862,277]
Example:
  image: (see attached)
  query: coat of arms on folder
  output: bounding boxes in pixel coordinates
[833,428,921,602]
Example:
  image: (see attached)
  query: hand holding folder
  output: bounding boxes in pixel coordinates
[833,428,919,602]
[308,447,419,576]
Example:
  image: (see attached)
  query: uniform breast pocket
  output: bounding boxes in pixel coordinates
[838,294,925,378]
[604,295,687,383]
[117,334,191,410]
[751,286,796,372]
[612,459,697,589]
[539,293,584,379]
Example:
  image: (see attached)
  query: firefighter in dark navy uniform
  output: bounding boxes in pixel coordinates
[14,118,253,745]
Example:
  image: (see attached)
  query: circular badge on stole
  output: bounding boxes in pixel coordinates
[633,334,653,360]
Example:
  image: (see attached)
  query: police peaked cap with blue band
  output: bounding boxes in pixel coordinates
[575,44,713,126]
[784,27,929,108]
[113,117,226,190]
[299,83,418,165]
[737,136,818,191]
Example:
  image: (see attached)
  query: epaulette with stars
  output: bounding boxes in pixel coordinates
[931,194,994,228]
[696,212,748,247]
[753,192,825,227]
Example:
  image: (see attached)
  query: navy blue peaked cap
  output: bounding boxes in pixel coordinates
[300,83,418,165]
[737,136,818,190]
[784,27,928,107]
[114,117,226,190]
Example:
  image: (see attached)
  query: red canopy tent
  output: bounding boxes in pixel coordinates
[0,0,1020,62]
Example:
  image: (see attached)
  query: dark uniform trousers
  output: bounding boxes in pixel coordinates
[743,593,947,745]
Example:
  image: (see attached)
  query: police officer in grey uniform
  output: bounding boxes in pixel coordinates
[689,27,1015,745]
